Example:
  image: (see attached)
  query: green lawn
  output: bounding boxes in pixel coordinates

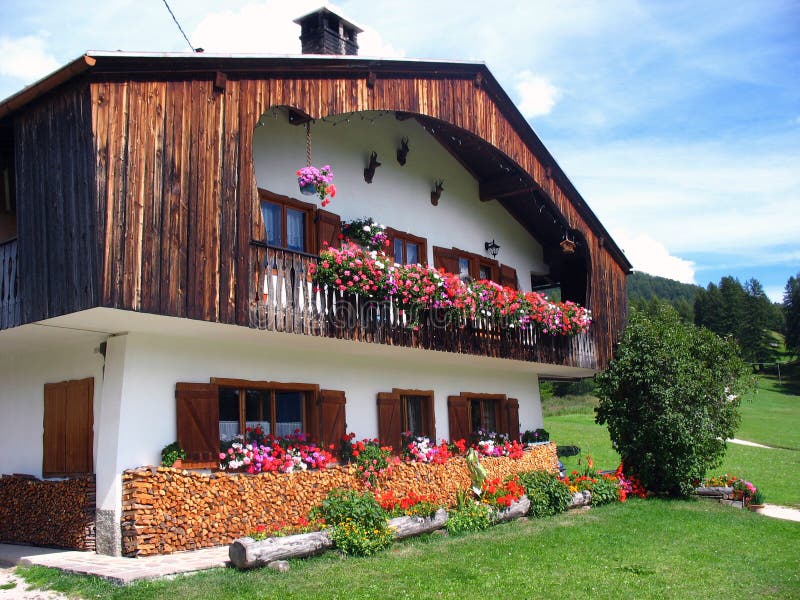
[18,500,800,599]
[738,376,800,450]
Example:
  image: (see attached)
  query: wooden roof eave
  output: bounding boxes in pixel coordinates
[0,54,97,120]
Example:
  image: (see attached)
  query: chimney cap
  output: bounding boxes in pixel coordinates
[293,6,364,34]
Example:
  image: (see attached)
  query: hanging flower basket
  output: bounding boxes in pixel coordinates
[299,182,317,196]
[296,165,336,207]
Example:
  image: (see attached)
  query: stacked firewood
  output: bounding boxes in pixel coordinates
[0,474,95,550]
[121,443,558,557]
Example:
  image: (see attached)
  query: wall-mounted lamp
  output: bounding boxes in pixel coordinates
[485,239,501,258]
[364,151,381,183]
[431,180,444,206]
[396,137,410,166]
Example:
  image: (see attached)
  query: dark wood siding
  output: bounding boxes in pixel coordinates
[15,83,97,322]
[7,64,626,369]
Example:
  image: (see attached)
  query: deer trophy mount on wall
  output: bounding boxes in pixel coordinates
[363,151,381,183]
[431,180,444,206]
[396,137,410,166]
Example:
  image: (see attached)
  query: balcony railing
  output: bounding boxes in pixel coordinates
[0,238,21,330]
[248,242,598,370]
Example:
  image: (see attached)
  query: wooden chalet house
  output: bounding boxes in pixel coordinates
[0,8,630,555]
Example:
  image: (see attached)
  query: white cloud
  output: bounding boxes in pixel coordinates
[612,230,696,283]
[556,135,800,256]
[764,285,785,303]
[0,34,59,81]
[515,71,560,118]
[191,1,402,57]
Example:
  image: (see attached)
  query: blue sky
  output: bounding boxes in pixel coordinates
[1,0,798,301]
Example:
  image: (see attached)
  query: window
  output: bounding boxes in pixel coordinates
[470,397,499,432]
[377,388,435,451]
[259,190,315,253]
[176,380,347,466]
[386,228,427,265]
[218,385,307,441]
[447,393,520,442]
[43,378,94,477]
[433,246,499,283]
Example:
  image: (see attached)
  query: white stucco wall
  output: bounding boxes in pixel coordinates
[252,109,547,289]
[105,329,543,474]
[0,337,105,477]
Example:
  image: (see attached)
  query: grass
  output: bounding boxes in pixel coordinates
[17,501,800,599]
[738,376,800,450]
[541,393,599,417]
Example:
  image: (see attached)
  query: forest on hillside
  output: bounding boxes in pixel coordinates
[627,271,792,364]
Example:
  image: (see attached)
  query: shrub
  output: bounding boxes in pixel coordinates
[517,470,572,518]
[313,488,393,556]
[329,522,394,556]
[444,501,491,536]
[589,476,621,506]
[595,306,753,496]
[313,488,386,530]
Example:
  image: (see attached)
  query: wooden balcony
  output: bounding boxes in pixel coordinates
[0,238,20,330]
[248,242,598,370]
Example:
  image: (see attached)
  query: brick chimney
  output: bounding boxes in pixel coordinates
[293,7,363,56]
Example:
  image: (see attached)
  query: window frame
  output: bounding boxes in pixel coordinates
[258,189,317,253]
[211,378,319,440]
[385,227,427,266]
[394,388,435,438]
[462,392,504,433]
[433,246,499,283]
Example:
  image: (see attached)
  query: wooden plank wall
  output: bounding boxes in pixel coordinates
[15,83,97,323]
[90,73,627,368]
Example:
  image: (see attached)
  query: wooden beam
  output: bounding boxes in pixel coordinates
[479,175,536,202]
[213,71,227,92]
[287,107,312,125]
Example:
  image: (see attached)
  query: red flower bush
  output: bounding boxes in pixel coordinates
[480,476,525,508]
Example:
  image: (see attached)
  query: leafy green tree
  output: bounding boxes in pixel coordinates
[595,306,753,496]
[785,273,800,354]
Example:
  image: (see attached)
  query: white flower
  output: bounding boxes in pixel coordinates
[362,225,371,232]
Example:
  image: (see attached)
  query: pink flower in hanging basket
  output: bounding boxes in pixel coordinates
[296,165,335,206]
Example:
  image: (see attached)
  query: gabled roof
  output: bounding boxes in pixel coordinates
[0,51,632,272]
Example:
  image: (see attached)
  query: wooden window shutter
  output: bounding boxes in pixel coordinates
[506,398,520,441]
[316,209,341,252]
[423,394,436,441]
[176,382,219,466]
[43,382,67,476]
[43,378,94,477]
[447,395,470,442]
[433,246,460,275]
[304,393,321,445]
[500,264,518,290]
[377,392,402,451]
[319,389,346,449]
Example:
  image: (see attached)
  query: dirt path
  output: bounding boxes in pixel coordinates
[0,567,68,600]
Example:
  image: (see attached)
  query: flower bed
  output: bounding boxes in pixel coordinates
[120,443,558,556]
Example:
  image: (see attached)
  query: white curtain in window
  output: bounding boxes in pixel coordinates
[286,209,305,251]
